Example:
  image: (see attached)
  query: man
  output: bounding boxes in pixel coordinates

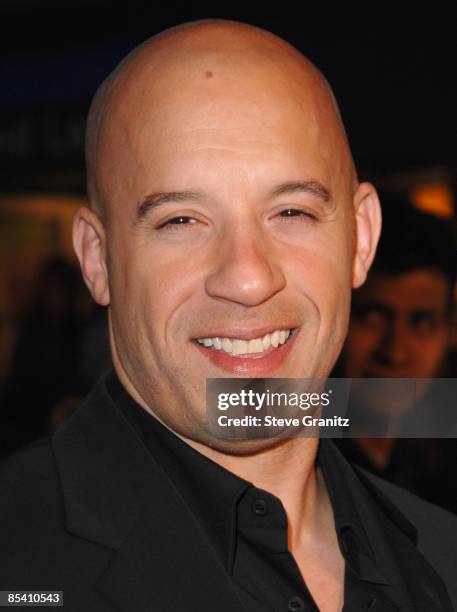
[1,19,456,611]
[335,199,457,511]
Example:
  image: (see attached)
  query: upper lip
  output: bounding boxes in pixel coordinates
[192,325,299,341]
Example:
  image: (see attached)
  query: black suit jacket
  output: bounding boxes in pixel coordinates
[1,374,456,611]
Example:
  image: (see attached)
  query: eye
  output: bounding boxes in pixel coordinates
[411,312,440,334]
[353,305,387,327]
[156,216,198,231]
[277,208,317,222]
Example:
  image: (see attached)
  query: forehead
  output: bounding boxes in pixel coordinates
[354,270,450,312]
[96,42,352,209]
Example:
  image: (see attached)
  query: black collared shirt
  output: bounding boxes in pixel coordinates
[107,371,416,611]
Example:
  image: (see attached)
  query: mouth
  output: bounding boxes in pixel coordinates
[192,327,300,375]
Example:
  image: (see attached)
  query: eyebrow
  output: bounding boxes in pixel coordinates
[270,180,331,203]
[135,179,331,223]
[136,190,204,222]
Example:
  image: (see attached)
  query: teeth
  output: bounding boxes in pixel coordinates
[196,328,292,356]
[249,338,264,353]
[222,338,232,353]
[232,339,249,355]
[271,330,279,348]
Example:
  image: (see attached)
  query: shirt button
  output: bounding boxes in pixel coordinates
[252,498,268,516]
[288,596,305,611]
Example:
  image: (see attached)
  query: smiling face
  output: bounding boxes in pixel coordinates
[74,21,381,452]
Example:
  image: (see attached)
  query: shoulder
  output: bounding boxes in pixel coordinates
[0,438,113,608]
[359,466,457,534]
[0,437,59,498]
[0,437,64,535]
[0,438,66,576]
[356,466,457,603]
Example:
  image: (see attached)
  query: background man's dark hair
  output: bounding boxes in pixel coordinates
[373,193,457,301]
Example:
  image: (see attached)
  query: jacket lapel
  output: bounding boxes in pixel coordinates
[52,375,246,611]
[95,473,247,611]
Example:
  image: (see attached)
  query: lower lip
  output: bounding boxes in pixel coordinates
[193,330,299,376]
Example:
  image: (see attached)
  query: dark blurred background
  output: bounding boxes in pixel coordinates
[1,4,456,495]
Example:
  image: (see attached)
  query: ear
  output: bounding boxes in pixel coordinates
[73,206,110,305]
[352,182,382,289]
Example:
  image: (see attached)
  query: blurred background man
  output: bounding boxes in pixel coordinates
[335,195,457,512]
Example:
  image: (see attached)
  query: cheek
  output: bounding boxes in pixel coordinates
[416,334,448,373]
[285,228,353,305]
[125,251,207,350]
[298,242,353,343]
[345,326,379,367]
[109,230,190,311]
[130,270,189,343]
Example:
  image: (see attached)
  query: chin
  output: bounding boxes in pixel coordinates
[197,428,297,456]
[207,438,283,456]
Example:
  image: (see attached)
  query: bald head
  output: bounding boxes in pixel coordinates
[85,18,356,221]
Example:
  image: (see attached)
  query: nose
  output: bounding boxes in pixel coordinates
[374,318,411,370]
[204,222,286,307]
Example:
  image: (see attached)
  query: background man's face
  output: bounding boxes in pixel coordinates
[94,47,363,449]
[341,270,451,379]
